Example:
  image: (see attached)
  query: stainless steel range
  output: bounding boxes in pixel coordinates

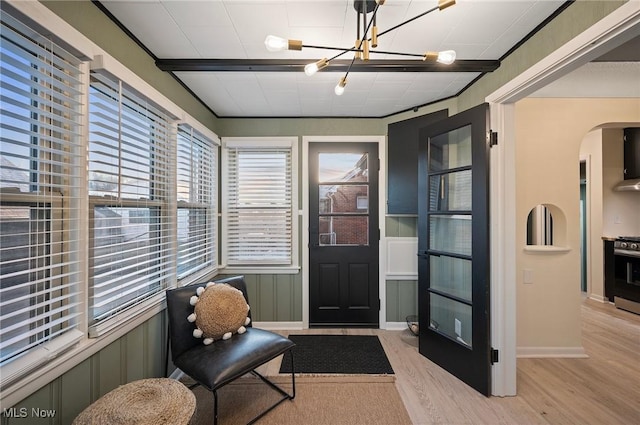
[614,236,640,257]
[613,236,640,314]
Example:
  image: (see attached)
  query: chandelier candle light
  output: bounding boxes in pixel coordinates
[264,0,457,95]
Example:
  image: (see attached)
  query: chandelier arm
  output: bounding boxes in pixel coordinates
[303,44,358,52]
[329,49,355,62]
[343,55,357,80]
[376,5,439,39]
[367,50,425,58]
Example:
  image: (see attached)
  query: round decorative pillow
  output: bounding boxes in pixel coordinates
[187,282,250,344]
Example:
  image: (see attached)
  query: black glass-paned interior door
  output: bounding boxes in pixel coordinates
[417,103,491,396]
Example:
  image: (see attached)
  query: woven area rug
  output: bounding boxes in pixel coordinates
[279,334,394,374]
[189,375,412,425]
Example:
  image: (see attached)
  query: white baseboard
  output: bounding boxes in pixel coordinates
[253,321,304,330]
[517,346,589,358]
[384,322,408,331]
[588,294,608,303]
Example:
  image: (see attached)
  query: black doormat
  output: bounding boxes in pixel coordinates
[279,335,394,374]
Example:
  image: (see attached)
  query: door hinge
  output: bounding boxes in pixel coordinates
[491,348,499,364]
[378,228,381,241]
[488,130,498,147]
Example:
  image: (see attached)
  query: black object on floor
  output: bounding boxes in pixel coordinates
[279,335,394,374]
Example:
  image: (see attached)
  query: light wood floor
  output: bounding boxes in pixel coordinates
[261,299,640,425]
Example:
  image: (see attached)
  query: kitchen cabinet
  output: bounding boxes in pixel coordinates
[623,127,640,179]
[387,109,448,214]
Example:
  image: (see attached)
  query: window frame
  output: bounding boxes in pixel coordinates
[0,9,87,389]
[176,123,220,285]
[86,68,177,337]
[221,137,299,274]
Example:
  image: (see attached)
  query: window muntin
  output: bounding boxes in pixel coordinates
[88,72,174,327]
[317,152,370,246]
[176,125,217,279]
[0,12,84,380]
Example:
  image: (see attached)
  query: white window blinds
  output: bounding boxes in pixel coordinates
[0,12,84,382]
[224,141,294,265]
[176,125,217,279]
[88,71,175,328]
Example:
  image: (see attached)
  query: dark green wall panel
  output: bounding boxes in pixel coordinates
[217,273,302,322]
[60,359,92,424]
[97,340,123,397]
[386,280,418,322]
[386,216,417,237]
[125,325,146,383]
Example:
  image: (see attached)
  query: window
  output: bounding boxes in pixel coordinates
[0,12,84,385]
[176,124,218,280]
[222,138,298,268]
[88,70,175,333]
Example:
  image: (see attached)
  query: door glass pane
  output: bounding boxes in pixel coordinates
[429,292,472,348]
[429,170,472,211]
[319,185,368,213]
[430,255,471,302]
[429,215,471,256]
[429,125,472,172]
[319,216,368,246]
[319,153,368,183]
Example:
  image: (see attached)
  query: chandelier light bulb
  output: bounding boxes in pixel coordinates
[437,50,456,65]
[304,58,328,76]
[334,77,347,96]
[264,35,288,52]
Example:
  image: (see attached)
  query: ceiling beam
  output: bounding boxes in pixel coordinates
[155,59,500,73]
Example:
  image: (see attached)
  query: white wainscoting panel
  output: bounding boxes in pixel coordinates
[385,237,419,280]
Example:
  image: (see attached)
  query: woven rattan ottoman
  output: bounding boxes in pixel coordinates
[72,378,195,425]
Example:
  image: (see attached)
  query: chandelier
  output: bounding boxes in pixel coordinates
[264,0,457,96]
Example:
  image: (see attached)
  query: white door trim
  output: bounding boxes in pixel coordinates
[301,135,387,329]
[486,1,640,396]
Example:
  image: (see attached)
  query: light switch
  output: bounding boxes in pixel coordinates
[523,269,534,284]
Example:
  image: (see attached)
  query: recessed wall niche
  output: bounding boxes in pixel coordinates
[525,203,569,252]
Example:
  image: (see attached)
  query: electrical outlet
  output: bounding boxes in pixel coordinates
[455,318,461,337]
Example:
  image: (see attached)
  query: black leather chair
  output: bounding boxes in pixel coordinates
[166,275,295,424]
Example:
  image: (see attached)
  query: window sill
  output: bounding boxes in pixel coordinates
[220,265,301,275]
[88,292,166,338]
[523,245,571,254]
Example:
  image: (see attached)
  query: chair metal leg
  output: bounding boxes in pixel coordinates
[245,350,296,425]
[200,350,295,425]
[213,389,219,425]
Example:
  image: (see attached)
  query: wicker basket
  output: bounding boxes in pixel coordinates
[406,315,419,336]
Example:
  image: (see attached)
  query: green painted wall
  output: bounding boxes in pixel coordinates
[386,216,417,238]
[386,280,419,323]
[1,313,167,425]
[216,274,303,322]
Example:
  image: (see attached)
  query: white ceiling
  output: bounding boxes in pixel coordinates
[99,0,568,118]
